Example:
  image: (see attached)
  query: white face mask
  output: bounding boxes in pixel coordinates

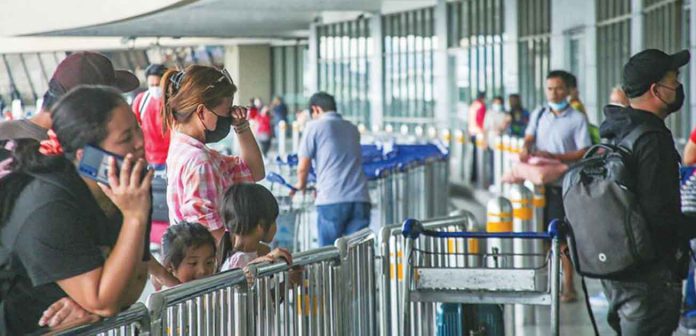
[492,104,503,113]
[148,86,163,99]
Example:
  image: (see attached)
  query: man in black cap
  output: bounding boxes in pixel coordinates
[0,51,139,142]
[599,48,695,335]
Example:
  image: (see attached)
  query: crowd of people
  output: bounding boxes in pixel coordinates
[0,51,370,335]
[0,46,695,335]
[469,49,694,335]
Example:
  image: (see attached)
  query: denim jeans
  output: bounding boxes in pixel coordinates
[316,202,371,246]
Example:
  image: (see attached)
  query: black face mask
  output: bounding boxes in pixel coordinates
[657,83,685,114]
[201,113,232,143]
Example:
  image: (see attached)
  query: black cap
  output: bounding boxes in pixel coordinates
[145,64,167,78]
[622,49,690,98]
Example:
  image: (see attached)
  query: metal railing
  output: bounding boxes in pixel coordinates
[246,246,343,336]
[147,269,249,336]
[58,212,492,336]
[378,213,474,336]
[54,303,151,336]
[335,228,378,336]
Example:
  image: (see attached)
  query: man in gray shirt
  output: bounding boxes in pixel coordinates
[295,92,370,246]
[521,70,592,303]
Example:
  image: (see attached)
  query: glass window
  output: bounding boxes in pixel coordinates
[596,0,632,123]
[382,7,435,128]
[516,0,551,111]
[317,17,372,126]
[271,44,309,116]
[447,0,505,127]
[644,0,689,140]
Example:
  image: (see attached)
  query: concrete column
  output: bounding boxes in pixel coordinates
[433,0,451,128]
[503,0,519,94]
[369,13,384,129]
[308,23,320,94]
[631,0,645,55]
[585,1,600,124]
[224,44,271,105]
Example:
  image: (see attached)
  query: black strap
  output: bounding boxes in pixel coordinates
[617,124,659,152]
[532,107,546,140]
[530,107,546,152]
[581,276,601,336]
[138,91,152,121]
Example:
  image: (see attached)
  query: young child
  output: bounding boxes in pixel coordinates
[161,221,217,283]
[217,183,292,272]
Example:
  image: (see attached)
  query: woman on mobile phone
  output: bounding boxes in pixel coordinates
[0,86,157,335]
[161,66,265,243]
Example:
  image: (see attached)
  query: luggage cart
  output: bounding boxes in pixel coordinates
[266,172,316,252]
[400,218,562,336]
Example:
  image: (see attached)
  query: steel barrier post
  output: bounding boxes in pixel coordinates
[486,196,515,336]
[510,184,536,328]
[525,181,546,263]
[278,120,287,157]
[427,127,438,141]
[476,133,489,190]
[494,135,504,193]
[292,121,301,154]
[502,134,511,179]
[453,130,466,182]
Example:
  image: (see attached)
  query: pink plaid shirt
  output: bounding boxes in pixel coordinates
[166,132,253,230]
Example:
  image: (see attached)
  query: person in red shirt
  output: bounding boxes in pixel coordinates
[468,91,487,137]
[132,64,170,167]
[254,106,273,155]
[684,127,696,165]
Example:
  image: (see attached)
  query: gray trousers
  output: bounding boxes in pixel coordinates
[601,267,682,336]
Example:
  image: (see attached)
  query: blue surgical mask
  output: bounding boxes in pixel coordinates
[548,100,569,111]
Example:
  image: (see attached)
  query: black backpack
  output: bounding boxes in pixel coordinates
[562,124,659,279]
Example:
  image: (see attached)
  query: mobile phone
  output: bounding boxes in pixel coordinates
[78,145,125,185]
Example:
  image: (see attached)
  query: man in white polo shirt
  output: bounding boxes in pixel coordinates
[521,70,592,302]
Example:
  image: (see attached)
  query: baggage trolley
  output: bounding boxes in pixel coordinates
[266,172,316,252]
[400,218,562,336]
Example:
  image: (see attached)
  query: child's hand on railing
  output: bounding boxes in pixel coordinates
[288,266,304,287]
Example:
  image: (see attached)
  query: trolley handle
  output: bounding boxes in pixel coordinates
[266,172,298,192]
[401,218,562,240]
[266,172,316,193]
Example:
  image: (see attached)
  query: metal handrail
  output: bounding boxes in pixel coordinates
[248,246,341,278]
[147,268,247,319]
[53,303,150,336]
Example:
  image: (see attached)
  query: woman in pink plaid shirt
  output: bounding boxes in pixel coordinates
[161,65,265,243]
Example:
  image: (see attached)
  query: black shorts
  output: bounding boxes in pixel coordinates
[543,186,565,230]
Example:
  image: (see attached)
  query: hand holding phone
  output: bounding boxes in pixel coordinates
[79,145,153,223]
[100,154,153,223]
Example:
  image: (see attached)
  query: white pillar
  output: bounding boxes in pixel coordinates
[433,0,451,128]
[585,1,600,124]
[308,23,320,94]
[224,45,271,105]
[631,0,645,55]
[503,0,520,94]
[369,13,384,130]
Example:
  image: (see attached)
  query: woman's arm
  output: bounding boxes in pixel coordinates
[57,157,153,316]
[232,106,265,181]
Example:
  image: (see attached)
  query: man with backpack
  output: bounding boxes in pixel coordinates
[521,70,592,302]
[566,49,693,335]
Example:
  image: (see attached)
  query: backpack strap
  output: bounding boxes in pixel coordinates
[138,91,152,121]
[617,124,661,152]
